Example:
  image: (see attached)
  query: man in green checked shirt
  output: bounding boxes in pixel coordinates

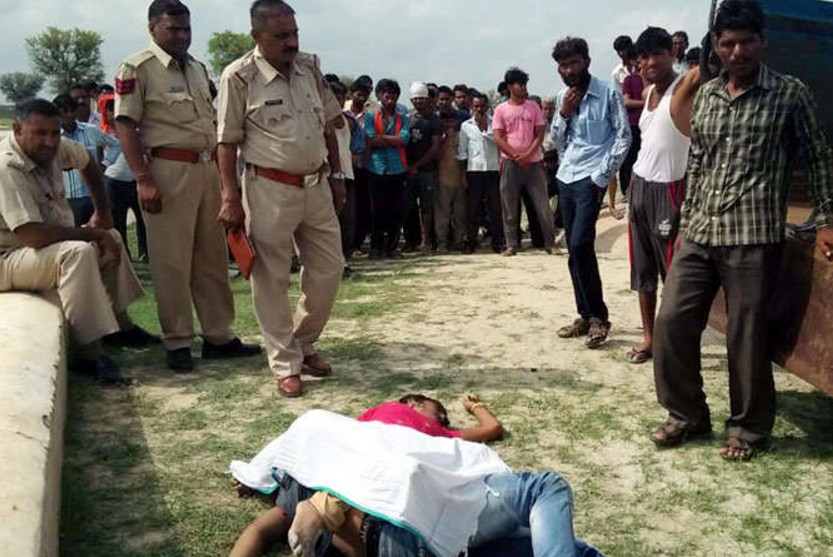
[649,0,833,461]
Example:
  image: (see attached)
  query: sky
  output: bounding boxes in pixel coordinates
[0,0,716,102]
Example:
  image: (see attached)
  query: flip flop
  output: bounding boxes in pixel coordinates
[626,347,652,364]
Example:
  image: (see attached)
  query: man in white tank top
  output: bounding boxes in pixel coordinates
[626,27,701,365]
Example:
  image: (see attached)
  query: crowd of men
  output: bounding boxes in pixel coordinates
[1,0,833,540]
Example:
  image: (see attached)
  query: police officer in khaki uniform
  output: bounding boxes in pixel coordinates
[114,0,260,372]
[0,99,157,384]
[217,0,346,397]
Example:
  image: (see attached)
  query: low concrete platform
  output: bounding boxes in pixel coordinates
[0,292,66,557]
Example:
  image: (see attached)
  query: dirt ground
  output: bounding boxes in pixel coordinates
[61,207,833,557]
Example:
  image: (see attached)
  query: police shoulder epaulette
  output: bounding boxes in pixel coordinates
[228,52,258,85]
[123,49,155,68]
[295,51,320,71]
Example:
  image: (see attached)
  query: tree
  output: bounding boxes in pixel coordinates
[207,31,254,77]
[25,27,104,94]
[0,72,45,104]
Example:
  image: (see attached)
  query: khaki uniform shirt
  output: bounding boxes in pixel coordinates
[0,137,90,255]
[217,48,341,175]
[114,41,216,151]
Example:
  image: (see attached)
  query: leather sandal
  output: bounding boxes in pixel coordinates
[557,318,590,338]
[651,419,712,447]
[719,436,770,461]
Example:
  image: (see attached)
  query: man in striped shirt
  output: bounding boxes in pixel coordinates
[650,0,833,460]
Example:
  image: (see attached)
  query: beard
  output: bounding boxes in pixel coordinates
[563,70,591,89]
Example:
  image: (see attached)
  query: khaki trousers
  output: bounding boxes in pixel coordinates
[0,230,144,345]
[146,158,235,350]
[434,185,466,249]
[243,170,343,378]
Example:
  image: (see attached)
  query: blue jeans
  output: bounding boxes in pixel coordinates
[468,472,603,557]
[558,178,608,321]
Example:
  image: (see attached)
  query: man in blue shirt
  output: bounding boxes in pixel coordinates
[551,37,631,349]
[364,79,409,258]
[54,93,106,227]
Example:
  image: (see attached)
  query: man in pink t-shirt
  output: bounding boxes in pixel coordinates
[492,67,555,256]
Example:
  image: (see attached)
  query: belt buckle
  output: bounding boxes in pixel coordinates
[199,150,212,162]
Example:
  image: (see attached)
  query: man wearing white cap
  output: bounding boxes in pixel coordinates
[404,82,441,252]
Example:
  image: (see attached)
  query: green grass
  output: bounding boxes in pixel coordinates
[59,227,833,556]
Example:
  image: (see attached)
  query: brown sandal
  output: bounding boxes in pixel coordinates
[719,437,769,461]
[651,419,712,447]
[557,318,590,338]
[585,318,611,349]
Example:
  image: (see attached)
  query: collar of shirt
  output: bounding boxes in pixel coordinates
[148,41,193,69]
[463,115,492,135]
[712,64,777,102]
[585,76,605,100]
[253,47,305,83]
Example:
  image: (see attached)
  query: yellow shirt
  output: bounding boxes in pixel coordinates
[114,41,216,151]
[0,137,89,254]
[217,48,342,175]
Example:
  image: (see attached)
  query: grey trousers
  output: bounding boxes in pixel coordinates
[653,238,782,443]
[434,185,467,249]
[499,161,554,249]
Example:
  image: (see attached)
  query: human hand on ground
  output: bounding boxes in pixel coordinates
[463,394,484,414]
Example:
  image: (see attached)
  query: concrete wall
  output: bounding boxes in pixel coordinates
[0,292,67,557]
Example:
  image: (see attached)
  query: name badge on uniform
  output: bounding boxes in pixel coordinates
[265,99,284,106]
[169,85,186,93]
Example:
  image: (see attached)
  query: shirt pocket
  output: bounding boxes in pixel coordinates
[585,119,609,145]
[251,103,292,132]
[161,92,198,123]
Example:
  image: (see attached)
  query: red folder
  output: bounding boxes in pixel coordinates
[227,228,257,280]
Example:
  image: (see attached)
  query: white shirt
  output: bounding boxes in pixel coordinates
[612,62,630,91]
[632,75,691,183]
[457,116,499,172]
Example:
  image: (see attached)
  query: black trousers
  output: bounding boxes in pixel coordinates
[618,125,641,195]
[107,177,147,260]
[368,172,407,254]
[653,238,782,443]
[352,167,372,251]
[68,197,94,228]
[466,171,504,250]
[337,179,356,259]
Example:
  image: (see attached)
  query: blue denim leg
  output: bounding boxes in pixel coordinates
[377,520,436,557]
[469,472,585,557]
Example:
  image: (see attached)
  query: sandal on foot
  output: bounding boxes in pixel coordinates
[585,318,611,349]
[626,347,653,364]
[557,318,590,338]
[651,419,712,447]
[719,437,769,461]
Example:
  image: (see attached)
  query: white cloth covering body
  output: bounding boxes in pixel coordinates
[229,409,511,557]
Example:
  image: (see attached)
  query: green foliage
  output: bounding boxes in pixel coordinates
[207,31,255,76]
[25,27,104,94]
[0,72,45,104]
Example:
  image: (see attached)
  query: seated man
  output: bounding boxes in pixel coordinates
[0,98,157,384]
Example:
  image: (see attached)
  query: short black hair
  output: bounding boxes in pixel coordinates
[686,47,702,63]
[713,0,765,37]
[250,0,295,29]
[636,27,673,57]
[613,35,633,52]
[552,37,590,62]
[437,85,452,96]
[471,91,489,105]
[672,31,689,44]
[497,81,508,94]
[329,80,347,96]
[398,394,450,428]
[15,98,60,121]
[528,95,542,107]
[503,67,529,86]
[349,76,372,95]
[99,83,115,94]
[452,83,469,95]
[374,78,400,97]
[52,93,78,114]
[148,0,190,20]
